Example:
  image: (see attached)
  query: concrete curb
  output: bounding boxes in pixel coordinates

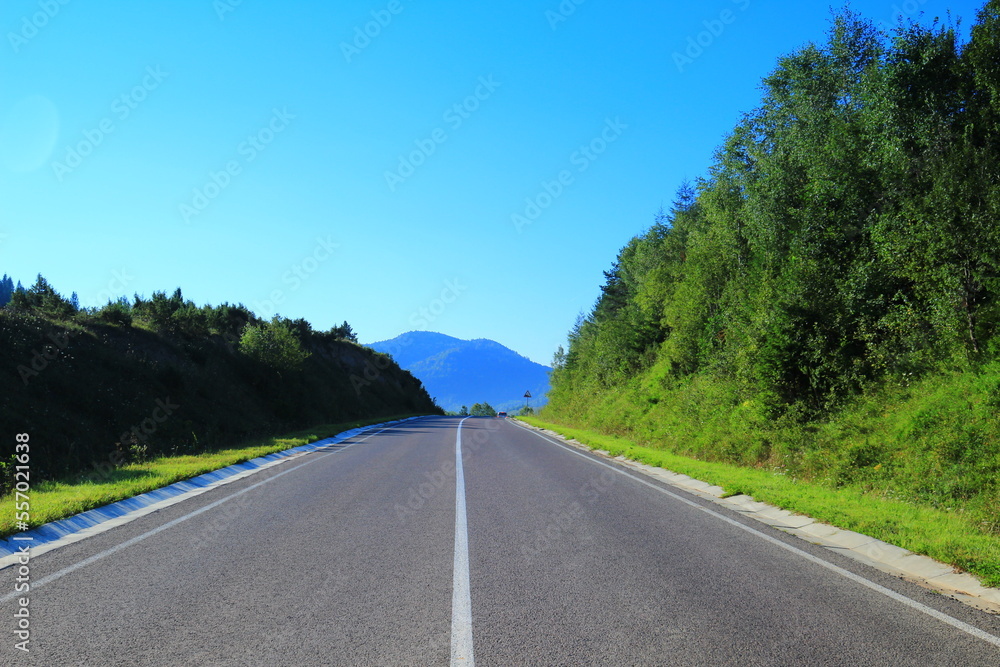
[517,420,1000,616]
[0,417,421,568]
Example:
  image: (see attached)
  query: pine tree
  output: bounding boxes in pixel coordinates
[0,274,14,307]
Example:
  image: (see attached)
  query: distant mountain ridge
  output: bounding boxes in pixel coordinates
[367,331,550,413]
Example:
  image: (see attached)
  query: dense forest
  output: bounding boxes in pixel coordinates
[545,4,1000,518]
[1,276,440,491]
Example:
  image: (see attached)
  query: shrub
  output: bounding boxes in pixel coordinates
[239,318,310,371]
[97,300,133,327]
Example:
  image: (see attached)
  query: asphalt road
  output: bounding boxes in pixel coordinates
[3,416,1000,665]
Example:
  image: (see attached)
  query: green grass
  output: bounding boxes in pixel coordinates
[519,415,1000,588]
[1,311,441,498]
[1,414,425,538]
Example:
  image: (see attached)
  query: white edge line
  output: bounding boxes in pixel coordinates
[0,418,421,570]
[451,416,475,665]
[0,421,411,604]
[511,420,1000,650]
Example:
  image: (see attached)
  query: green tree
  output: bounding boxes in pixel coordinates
[97,299,133,327]
[330,321,358,342]
[469,402,496,417]
[239,318,310,371]
[546,4,1000,428]
[867,14,1000,366]
[9,274,77,319]
[204,302,255,340]
[0,274,14,307]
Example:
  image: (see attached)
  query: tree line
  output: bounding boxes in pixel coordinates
[1,275,439,491]
[3,274,358,358]
[550,3,1000,419]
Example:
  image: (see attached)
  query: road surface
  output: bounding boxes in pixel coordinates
[3,416,999,665]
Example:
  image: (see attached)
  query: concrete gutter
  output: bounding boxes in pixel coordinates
[519,421,1000,616]
[0,417,422,569]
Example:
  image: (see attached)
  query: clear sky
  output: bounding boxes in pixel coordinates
[0,0,985,365]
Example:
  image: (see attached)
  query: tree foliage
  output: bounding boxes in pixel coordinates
[8,274,77,319]
[550,5,1000,419]
[469,402,496,417]
[239,318,310,372]
[0,275,16,308]
[1,275,363,357]
[1,282,439,492]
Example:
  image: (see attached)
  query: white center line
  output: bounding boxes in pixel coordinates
[450,417,475,665]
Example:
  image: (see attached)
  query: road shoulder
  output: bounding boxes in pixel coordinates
[511,418,1000,616]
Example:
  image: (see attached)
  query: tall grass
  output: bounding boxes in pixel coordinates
[536,361,1000,587]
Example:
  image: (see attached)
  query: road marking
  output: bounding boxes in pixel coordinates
[512,421,1000,650]
[451,417,475,665]
[0,423,403,604]
[0,421,419,569]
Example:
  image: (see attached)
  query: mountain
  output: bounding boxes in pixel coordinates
[368,331,550,413]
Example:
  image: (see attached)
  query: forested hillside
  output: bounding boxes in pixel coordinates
[1,277,440,491]
[545,4,1000,524]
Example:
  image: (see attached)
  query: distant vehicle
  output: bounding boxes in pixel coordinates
[497,411,507,418]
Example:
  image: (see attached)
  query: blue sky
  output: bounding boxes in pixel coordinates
[0,0,985,365]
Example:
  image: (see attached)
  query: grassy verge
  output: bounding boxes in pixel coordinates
[1,414,427,538]
[518,415,1000,588]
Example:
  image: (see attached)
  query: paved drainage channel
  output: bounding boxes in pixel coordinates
[0,417,423,569]
[514,421,1000,616]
